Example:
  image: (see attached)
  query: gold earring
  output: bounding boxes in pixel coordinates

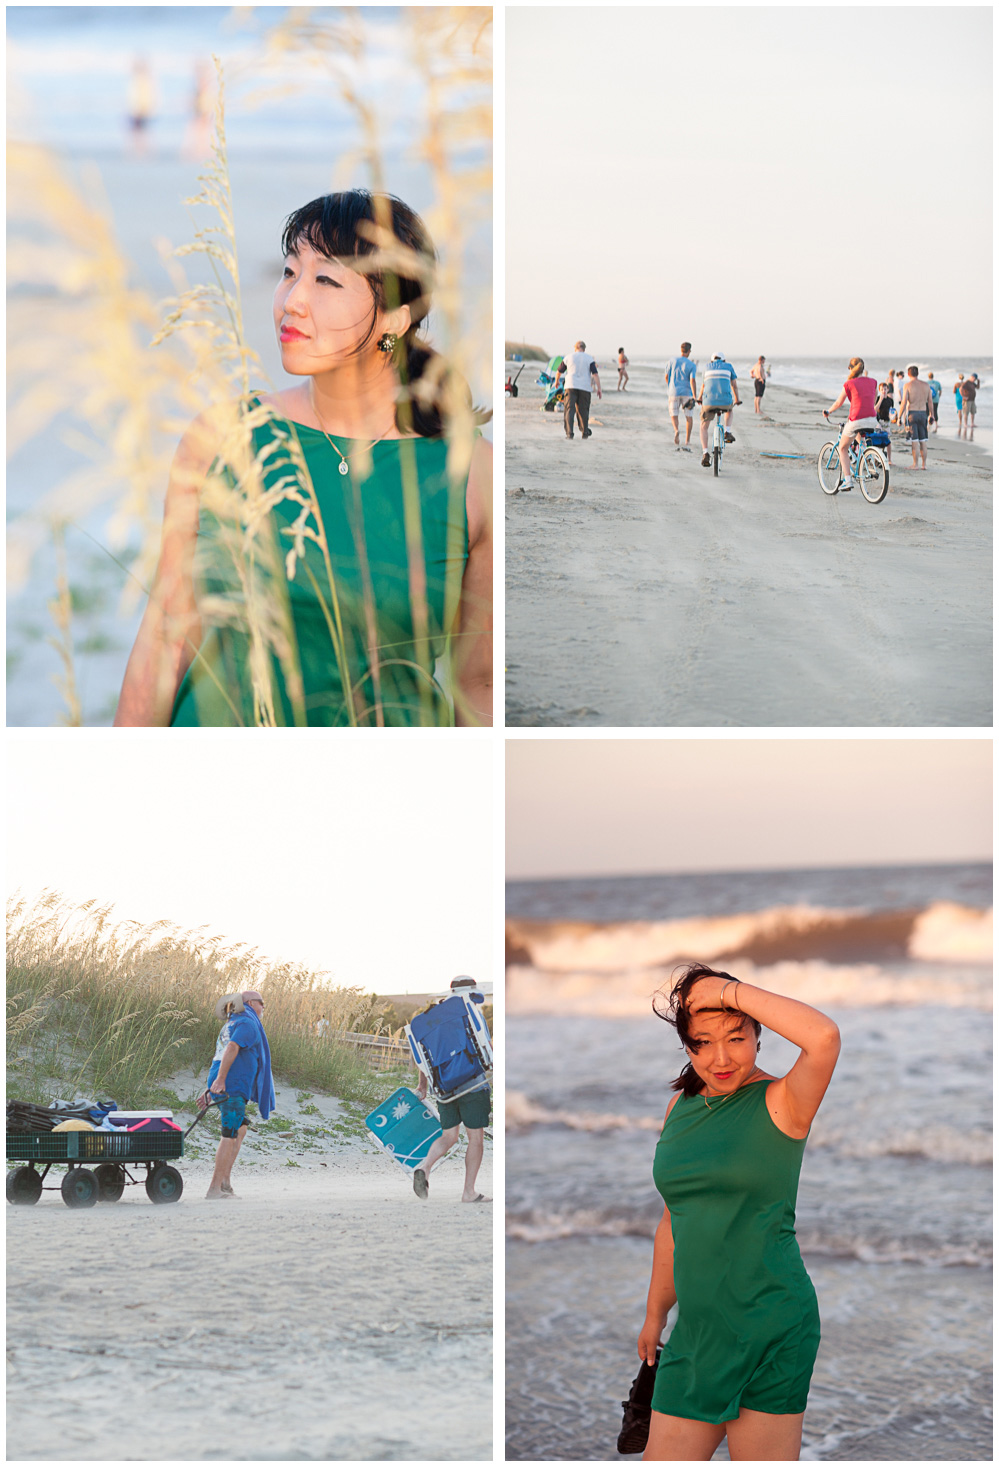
[377,332,398,353]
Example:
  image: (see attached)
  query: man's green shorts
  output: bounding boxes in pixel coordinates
[438,1085,491,1131]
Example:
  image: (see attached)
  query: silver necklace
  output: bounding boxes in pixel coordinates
[312,403,396,477]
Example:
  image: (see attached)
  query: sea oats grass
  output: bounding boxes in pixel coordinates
[7,894,395,1110]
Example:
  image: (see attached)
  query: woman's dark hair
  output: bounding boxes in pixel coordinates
[281,189,483,437]
[653,962,761,1097]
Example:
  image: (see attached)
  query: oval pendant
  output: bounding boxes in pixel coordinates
[338,460,349,476]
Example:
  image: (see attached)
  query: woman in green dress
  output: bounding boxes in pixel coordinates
[639,963,840,1462]
[114,190,492,727]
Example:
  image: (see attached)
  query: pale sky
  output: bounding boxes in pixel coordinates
[7,735,493,993]
[506,739,992,878]
[507,6,992,358]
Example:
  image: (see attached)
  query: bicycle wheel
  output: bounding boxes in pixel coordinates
[713,420,721,477]
[817,442,842,495]
[858,446,889,503]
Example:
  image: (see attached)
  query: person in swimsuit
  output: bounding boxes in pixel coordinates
[749,355,767,413]
[114,190,493,728]
[896,366,933,469]
[639,962,840,1462]
[617,349,630,391]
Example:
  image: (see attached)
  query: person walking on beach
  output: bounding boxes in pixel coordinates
[617,349,630,391]
[562,341,601,440]
[750,356,768,414]
[697,354,740,468]
[926,371,941,433]
[897,366,933,470]
[824,357,879,492]
[665,343,697,449]
[953,374,965,431]
[205,990,275,1199]
[637,962,840,1462]
[413,979,491,1204]
[959,374,977,440]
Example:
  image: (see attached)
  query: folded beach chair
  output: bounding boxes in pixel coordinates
[364,1087,442,1170]
[405,994,493,1102]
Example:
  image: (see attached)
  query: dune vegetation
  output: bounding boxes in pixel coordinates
[6,893,407,1111]
[505,341,549,361]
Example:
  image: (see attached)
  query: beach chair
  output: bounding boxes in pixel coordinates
[364,1087,442,1171]
[405,994,493,1102]
[536,355,565,412]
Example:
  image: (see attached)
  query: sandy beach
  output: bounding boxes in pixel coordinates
[505,361,992,727]
[6,1079,492,1461]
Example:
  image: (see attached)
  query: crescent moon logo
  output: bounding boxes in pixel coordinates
[373,1115,388,1127]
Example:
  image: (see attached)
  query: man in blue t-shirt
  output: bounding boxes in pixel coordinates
[697,354,741,467]
[664,342,698,449]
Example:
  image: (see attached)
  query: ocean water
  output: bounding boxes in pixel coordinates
[6,6,445,159]
[506,865,992,1461]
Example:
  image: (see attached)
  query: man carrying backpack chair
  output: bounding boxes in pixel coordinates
[411,978,491,1203]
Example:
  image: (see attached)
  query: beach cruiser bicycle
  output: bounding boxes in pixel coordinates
[703,403,737,476]
[818,413,891,503]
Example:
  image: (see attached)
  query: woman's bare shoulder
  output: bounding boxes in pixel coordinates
[664,1090,683,1122]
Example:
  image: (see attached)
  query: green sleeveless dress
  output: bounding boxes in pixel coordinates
[170,407,469,727]
[651,1079,820,1424]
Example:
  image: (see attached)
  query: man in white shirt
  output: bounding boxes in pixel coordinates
[561,340,602,439]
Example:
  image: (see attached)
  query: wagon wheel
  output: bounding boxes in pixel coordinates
[61,1167,99,1208]
[146,1164,184,1204]
[6,1166,43,1206]
[94,1163,126,1203]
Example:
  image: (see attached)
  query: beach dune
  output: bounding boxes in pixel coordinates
[506,363,991,727]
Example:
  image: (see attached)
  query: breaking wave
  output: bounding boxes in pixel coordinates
[506,901,992,972]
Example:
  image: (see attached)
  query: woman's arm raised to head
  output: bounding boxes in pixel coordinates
[453,435,493,727]
[691,974,840,1134]
[113,410,223,726]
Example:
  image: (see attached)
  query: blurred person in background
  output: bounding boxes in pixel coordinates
[126,56,156,156]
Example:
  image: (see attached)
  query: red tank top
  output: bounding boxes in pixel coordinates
[844,376,878,420]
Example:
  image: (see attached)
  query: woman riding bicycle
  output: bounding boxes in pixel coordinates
[825,358,881,489]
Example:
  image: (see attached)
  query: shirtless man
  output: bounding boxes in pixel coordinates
[896,366,934,469]
[750,356,768,414]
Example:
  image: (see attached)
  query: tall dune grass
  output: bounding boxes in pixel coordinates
[7,9,492,726]
[6,893,394,1109]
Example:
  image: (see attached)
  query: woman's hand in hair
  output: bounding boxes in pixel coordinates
[684,973,732,1016]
